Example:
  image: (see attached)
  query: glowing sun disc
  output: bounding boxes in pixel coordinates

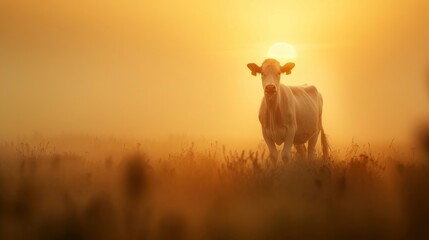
[267,42,297,59]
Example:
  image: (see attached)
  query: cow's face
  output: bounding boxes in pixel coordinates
[247,59,295,100]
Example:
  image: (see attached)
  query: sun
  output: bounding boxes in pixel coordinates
[267,42,297,59]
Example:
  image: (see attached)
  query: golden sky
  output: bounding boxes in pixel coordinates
[1,0,429,145]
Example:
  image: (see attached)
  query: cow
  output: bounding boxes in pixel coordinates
[247,58,329,162]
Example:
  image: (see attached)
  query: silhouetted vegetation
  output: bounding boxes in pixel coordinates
[0,137,428,239]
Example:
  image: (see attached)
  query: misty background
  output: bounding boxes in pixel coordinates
[1,0,429,146]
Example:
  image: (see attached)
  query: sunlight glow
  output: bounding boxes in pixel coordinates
[267,42,297,59]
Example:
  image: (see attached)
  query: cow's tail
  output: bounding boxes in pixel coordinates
[319,93,330,160]
[320,122,331,160]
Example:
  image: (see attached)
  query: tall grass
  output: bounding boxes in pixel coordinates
[0,136,428,239]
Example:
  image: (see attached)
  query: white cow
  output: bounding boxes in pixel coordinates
[247,58,329,162]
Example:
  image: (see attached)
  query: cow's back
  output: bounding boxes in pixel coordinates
[287,85,322,144]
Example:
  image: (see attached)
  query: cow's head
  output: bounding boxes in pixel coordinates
[247,59,295,100]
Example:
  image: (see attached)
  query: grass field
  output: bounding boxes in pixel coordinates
[0,136,429,240]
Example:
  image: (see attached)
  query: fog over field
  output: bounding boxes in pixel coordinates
[1,0,429,147]
[1,1,429,239]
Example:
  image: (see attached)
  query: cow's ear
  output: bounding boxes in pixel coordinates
[247,63,261,76]
[281,62,295,75]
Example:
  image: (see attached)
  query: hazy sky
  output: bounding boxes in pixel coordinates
[1,0,429,145]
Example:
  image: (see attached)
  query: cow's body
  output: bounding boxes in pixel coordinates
[248,59,329,162]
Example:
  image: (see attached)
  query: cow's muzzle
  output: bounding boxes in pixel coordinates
[264,85,277,97]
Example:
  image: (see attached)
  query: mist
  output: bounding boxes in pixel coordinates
[3,2,429,239]
[1,0,429,146]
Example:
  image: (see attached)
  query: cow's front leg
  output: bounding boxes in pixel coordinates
[266,140,278,165]
[282,126,296,162]
[262,130,278,165]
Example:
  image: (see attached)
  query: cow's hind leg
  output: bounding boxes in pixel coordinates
[295,144,306,160]
[308,130,320,161]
